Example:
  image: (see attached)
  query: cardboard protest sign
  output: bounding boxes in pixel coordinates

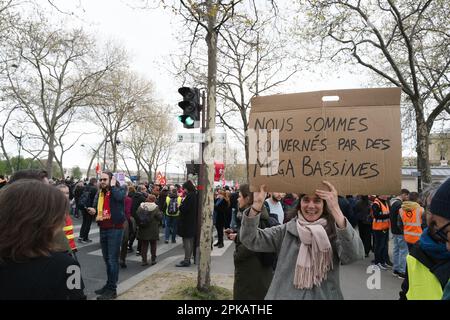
[248,88,402,195]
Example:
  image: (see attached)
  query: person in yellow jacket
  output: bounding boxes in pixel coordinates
[398,192,424,251]
[400,179,450,300]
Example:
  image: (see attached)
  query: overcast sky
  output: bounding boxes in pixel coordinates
[8,0,414,175]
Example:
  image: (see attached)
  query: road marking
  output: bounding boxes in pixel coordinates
[87,241,181,260]
[211,239,233,256]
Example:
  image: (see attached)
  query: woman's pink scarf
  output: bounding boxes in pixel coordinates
[294,215,333,289]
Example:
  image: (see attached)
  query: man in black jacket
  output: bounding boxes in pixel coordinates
[176,181,198,267]
[128,185,147,253]
[78,178,98,243]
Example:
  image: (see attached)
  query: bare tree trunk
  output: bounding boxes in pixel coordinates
[244,133,250,184]
[197,0,217,292]
[86,141,105,179]
[112,142,118,172]
[46,133,56,178]
[416,116,432,185]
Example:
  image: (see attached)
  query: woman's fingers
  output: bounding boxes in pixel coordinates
[322,180,337,194]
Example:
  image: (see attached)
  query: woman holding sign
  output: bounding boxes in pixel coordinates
[239,181,364,299]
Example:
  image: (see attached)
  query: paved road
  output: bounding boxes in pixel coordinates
[73,217,402,300]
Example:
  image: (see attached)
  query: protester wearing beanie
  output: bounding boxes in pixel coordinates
[399,179,450,300]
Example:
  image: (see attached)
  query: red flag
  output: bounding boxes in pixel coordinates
[214,161,224,182]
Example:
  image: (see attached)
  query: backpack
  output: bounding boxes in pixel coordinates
[167,197,179,216]
[137,210,151,227]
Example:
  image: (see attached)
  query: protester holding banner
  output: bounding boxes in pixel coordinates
[239,181,364,299]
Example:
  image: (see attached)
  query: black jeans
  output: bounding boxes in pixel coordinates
[215,213,225,245]
[79,211,94,240]
[373,229,389,264]
[358,222,373,256]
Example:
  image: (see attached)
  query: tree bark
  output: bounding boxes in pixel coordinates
[244,132,250,184]
[86,140,105,179]
[46,133,56,178]
[197,0,217,292]
[416,115,432,185]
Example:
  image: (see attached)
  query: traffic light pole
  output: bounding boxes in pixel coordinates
[194,91,206,263]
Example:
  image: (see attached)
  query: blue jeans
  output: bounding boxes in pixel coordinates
[165,216,178,242]
[230,208,238,230]
[373,230,389,264]
[392,234,408,273]
[100,228,124,291]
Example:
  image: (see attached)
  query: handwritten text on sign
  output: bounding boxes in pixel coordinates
[248,88,401,195]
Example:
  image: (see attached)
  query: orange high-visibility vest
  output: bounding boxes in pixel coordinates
[372,199,390,231]
[64,215,77,251]
[400,207,423,244]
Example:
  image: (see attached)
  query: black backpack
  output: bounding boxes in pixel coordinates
[167,197,179,215]
[137,210,151,227]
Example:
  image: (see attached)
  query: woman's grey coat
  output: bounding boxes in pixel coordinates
[239,210,364,300]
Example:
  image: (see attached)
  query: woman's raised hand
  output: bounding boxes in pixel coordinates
[249,185,267,217]
[253,185,267,206]
[315,181,346,228]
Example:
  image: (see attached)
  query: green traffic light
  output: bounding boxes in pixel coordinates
[185,117,194,126]
[178,115,195,127]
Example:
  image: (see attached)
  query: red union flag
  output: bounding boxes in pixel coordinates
[214,161,224,182]
[95,163,101,174]
[156,171,163,184]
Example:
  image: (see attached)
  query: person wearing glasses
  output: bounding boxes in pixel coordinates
[400,178,450,300]
[87,172,126,300]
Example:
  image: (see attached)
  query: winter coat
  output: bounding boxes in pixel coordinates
[136,202,162,241]
[214,198,229,225]
[73,185,84,206]
[92,186,126,225]
[389,197,403,235]
[158,190,169,213]
[354,199,372,225]
[177,191,198,238]
[239,209,364,300]
[233,206,274,300]
[124,196,132,220]
[129,191,147,219]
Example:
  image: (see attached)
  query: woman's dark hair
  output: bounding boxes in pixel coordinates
[182,180,196,193]
[238,184,254,206]
[218,190,231,207]
[0,179,68,264]
[8,169,48,184]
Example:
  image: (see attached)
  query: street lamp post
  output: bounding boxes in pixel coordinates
[9,130,23,172]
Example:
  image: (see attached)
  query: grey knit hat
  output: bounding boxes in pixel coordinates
[429,178,450,220]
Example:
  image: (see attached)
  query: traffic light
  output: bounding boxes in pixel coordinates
[178,87,200,129]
